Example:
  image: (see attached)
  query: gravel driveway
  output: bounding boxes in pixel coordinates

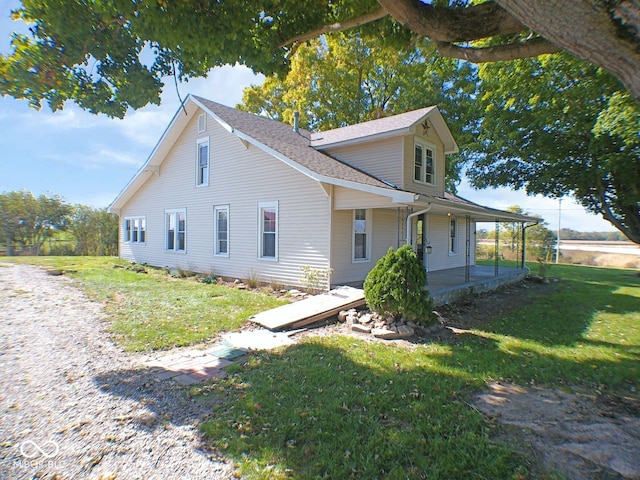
[0,264,234,480]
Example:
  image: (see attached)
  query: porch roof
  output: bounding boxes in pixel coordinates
[412,192,540,224]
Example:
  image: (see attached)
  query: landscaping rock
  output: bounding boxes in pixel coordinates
[358,313,373,324]
[351,323,372,334]
[397,325,415,337]
[338,310,349,322]
[372,327,399,339]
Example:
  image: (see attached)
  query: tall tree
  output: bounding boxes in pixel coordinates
[0,191,72,254]
[466,54,640,243]
[238,34,477,189]
[1,0,638,118]
[70,205,118,256]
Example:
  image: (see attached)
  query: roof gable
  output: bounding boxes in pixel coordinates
[310,107,459,154]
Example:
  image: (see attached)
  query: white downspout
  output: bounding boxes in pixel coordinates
[405,204,432,247]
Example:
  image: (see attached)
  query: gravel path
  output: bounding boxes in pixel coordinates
[0,264,235,480]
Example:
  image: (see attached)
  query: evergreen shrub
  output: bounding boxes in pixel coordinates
[363,244,434,326]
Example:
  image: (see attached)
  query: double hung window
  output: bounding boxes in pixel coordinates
[196,137,209,187]
[166,209,186,252]
[353,208,371,262]
[414,143,434,185]
[214,205,229,256]
[258,202,278,259]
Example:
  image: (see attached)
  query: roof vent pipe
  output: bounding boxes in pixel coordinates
[293,111,300,134]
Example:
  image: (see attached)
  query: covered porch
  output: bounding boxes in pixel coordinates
[427,264,528,306]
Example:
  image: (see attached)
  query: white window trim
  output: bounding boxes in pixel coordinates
[214,205,230,257]
[352,208,372,263]
[198,113,206,133]
[449,215,458,256]
[196,136,210,187]
[123,216,146,244]
[413,140,436,186]
[165,208,187,254]
[258,201,278,261]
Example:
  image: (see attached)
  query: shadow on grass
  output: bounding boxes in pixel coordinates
[198,339,528,480]
[90,264,640,479]
[194,327,639,479]
[478,265,640,348]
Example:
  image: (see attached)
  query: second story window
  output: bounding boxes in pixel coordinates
[196,137,209,187]
[414,142,434,185]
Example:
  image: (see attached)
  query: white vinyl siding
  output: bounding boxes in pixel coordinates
[214,205,229,256]
[196,137,209,187]
[258,201,278,260]
[124,216,146,244]
[165,208,186,253]
[118,110,330,288]
[352,208,370,262]
[331,208,398,285]
[321,137,404,188]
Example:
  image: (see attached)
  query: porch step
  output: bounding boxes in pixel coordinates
[251,286,366,331]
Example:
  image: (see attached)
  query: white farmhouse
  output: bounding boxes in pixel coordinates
[109,95,536,299]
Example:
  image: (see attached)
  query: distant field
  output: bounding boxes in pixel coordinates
[478,240,640,269]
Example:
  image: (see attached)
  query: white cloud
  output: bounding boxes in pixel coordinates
[116,107,174,148]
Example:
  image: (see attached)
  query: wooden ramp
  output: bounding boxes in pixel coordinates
[251,286,365,331]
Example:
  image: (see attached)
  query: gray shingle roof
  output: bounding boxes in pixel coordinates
[310,107,437,147]
[192,96,398,190]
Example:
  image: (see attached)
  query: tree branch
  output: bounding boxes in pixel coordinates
[279,7,388,48]
[436,37,561,63]
[377,0,525,42]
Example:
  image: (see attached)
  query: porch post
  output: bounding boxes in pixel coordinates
[465,215,471,283]
[494,220,499,276]
[521,222,527,269]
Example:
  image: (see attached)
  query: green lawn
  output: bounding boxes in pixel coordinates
[198,263,639,479]
[5,257,639,478]
[3,256,288,351]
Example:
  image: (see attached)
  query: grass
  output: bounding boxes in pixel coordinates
[3,256,287,351]
[5,256,639,478]
[196,263,639,479]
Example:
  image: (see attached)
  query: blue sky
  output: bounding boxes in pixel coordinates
[0,2,617,232]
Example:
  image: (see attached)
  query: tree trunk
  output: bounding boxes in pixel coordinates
[496,0,640,103]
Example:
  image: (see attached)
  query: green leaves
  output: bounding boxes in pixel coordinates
[237,33,477,189]
[466,53,640,243]
[363,244,434,325]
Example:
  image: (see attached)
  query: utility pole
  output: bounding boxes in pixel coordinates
[555,198,562,264]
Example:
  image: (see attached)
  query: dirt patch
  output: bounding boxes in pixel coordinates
[474,383,640,479]
[434,276,559,330]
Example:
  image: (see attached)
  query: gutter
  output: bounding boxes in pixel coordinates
[406,204,433,246]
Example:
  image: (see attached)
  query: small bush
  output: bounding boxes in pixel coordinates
[363,244,434,326]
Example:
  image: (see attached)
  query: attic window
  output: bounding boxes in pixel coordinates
[414,142,434,185]
[198,114,206,133]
